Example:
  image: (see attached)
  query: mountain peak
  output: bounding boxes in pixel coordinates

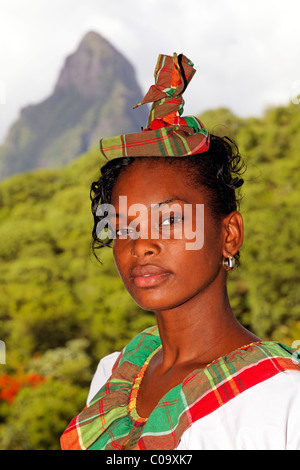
[80,30,113,50]
[0,31,148,179]
[54,30,134,99]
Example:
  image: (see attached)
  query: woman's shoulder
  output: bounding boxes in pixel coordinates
[177,369,300,450]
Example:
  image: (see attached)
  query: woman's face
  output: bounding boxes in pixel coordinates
[111,159,227,313]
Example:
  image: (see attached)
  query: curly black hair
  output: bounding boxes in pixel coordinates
[90,134,246,263]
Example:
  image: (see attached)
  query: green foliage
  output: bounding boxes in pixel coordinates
[205,102,300,339]
[0,102,299,449]
[0,380,86,450]
[0,339,92,449]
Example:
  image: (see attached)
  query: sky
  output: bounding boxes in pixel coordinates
[0,0,299,143]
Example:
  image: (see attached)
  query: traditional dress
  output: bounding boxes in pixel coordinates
[61,326,300,450]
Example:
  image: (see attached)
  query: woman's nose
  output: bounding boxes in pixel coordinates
[129,228,161,258]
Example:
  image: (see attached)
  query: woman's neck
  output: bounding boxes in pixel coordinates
[154,284,260,371]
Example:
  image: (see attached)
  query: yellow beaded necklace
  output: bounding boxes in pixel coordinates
[128,344,162,424]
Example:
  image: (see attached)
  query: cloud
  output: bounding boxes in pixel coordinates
[0,0,299,143]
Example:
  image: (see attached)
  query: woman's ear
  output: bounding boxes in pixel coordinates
[222,211,244,258]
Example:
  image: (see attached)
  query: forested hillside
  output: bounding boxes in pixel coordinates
[0,102,299,449]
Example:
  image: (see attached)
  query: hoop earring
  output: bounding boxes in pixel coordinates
[222,254,235,271]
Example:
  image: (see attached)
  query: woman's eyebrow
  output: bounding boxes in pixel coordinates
[152,197,189,208]
[113,197,189,217]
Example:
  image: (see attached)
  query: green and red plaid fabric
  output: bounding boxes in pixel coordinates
[99,53,210,160]
[61,326,300,450]
[135,53,196,128]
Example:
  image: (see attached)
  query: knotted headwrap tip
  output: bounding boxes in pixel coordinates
[99,52,210,161]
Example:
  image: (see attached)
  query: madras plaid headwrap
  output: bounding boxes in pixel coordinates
[99,53,210,160]
[61,326,300,450]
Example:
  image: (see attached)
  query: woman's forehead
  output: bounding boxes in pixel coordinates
[115,157,189,183]
[110,158,205,207]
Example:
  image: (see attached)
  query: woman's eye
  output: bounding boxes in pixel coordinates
[116,228,127,236]
[116,227,133,237]
[161,215,183,226]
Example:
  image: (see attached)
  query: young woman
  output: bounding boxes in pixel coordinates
[61,54,300,450]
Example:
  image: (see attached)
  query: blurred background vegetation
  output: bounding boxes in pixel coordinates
[0,101,299,449]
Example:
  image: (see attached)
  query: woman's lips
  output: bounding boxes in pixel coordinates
[130,264,172,288]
